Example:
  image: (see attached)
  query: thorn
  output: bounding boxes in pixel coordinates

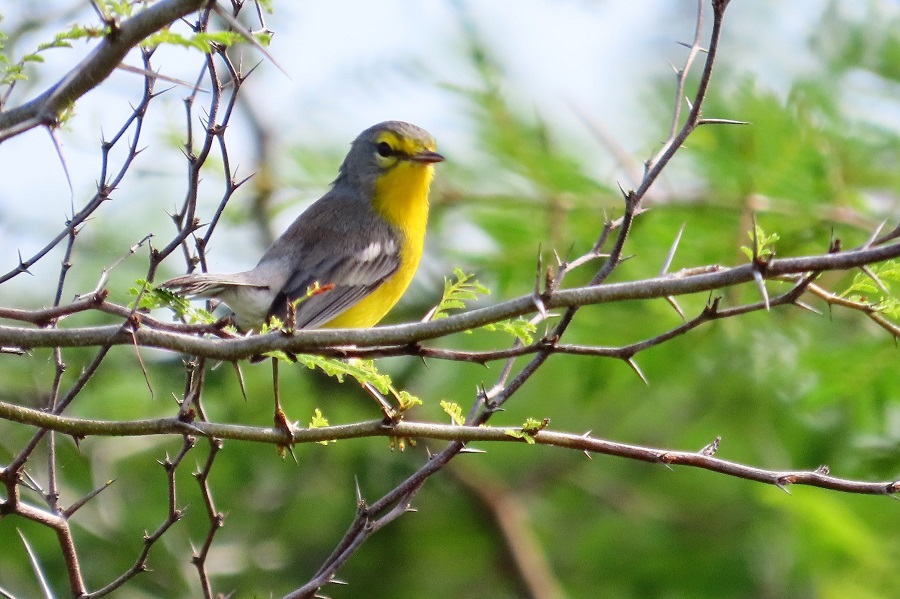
[793,300,822,316]
[476,383,488,405]
[232,361,248,401]
[888,481,900,498]
[697,118,751,126]
[616,180,629,199]
[116,63,209,92]
[178,422,206,436]
[751,213,760,260]
[583,451,593,460]
[657,453,674,471]
[459,447,487,454]
[699,436,721,456]
[532,293,549,319]
[752,269,770,311]
[552,248,564,267]
[17,250,33,275]
[775,475,794,494]
[665,296,686,321]
[659,224,686,276]
[47,127,75,213]
[675,40,708,53]
[863,220,887,249]
[355,476,364,506]
[625,357,649,386]
[828,228,841,253]
[534,242,543,296]
[860,265,890,295]
[285,444,298,465]
[363,381,398,421]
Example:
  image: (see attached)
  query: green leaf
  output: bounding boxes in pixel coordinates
[308,409,332,445]
[482,317,537,344]
[430,269,538,342]
[740,225,780,261]
[295,356,391,392]
[440,401,465,426]
[504,417,549,444]
[143,30,246,53]
[430,268,491,321]
[294,356,422,408]
[130,279,216,325]
[840,260,900,321]
[397,391,423,411]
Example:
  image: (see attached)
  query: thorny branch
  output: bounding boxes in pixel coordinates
[0,404,897,498]
[0,1,897,598]
[0,2,265,597]
[1,240,900,359]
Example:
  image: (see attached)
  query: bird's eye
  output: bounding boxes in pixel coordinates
[376,141,393,158]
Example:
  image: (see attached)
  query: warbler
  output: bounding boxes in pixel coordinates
[162,121,443,331]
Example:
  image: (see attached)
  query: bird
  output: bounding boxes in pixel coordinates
[161,121,444,333]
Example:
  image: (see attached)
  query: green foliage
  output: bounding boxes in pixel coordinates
[431,268,536,343]
[0,19,107,90]
[95,1,136,19]
[291,355,422,410]
[143,30,273,53]
[295,355,387,392]
[36,23,108,51]
[143,30,245,52]
[396,390,423,411]
[813,0,900,83]
[689,33,900,214]
[130,279,217,324]
[841,260,900,320]
[740,224,780,261]
[308,408,332,445]
[503,417,549,444]
[481,317,536,345]
[0,27,23,88]
[430,267,490,320]
[451,29,605,199]
[440,400,465,426]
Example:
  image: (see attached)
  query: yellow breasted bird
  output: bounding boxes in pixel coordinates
[162,121,443,331]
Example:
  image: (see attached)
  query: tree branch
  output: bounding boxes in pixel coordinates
[1,403,895,498]
[0,0,209,142]
[1,241,898,359]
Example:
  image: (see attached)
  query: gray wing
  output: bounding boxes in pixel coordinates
[267,237,401,329]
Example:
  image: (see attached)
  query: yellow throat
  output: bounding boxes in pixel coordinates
[322,160,434,328]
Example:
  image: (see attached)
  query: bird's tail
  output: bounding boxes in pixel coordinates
[160,273,266,298]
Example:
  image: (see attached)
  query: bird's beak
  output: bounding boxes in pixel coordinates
[409,149,445,164]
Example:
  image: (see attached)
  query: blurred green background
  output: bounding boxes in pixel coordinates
[1,1,898,598]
